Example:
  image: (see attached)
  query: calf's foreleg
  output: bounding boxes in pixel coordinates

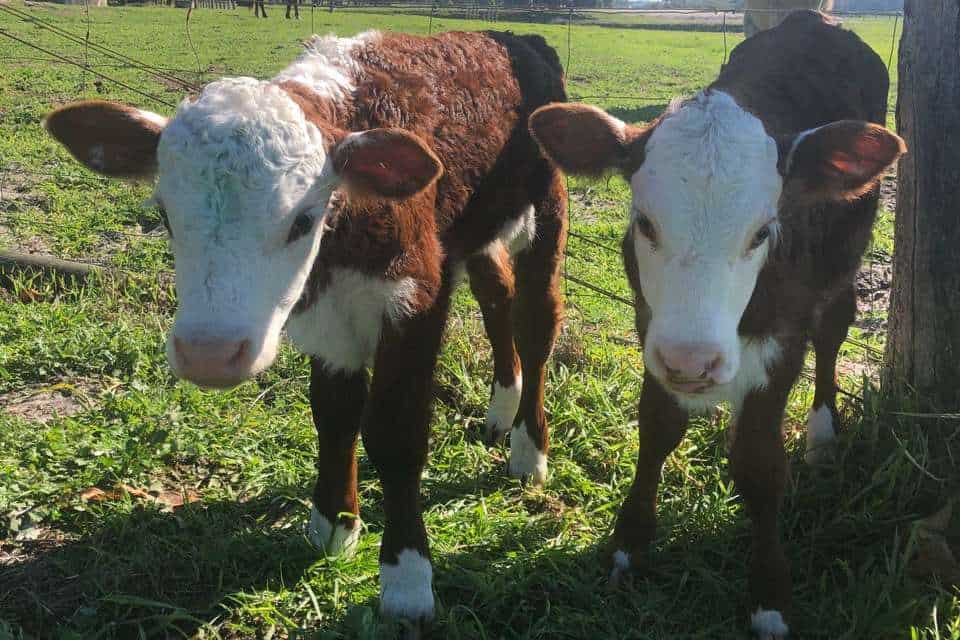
[609,371,689,584]
[363,295,450,623]
[467,246,522,445]
[806,285,856,464]
[730,345,804,639]
[308,359,366,556]
[508,171,567,484]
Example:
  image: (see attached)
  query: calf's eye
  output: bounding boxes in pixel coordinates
[287,213,315,244]
[158,207,173,238]
[749,225,771,251]
[635,214,658,246]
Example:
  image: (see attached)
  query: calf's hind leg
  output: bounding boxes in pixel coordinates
[467,245,522,444]
[508,170,567,484]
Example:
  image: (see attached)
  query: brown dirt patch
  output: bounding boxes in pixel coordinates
[855,256,892,337]
[879,168,898,213]
[568,191,621,225]
[0,169,52,254]
[0,378,103,424]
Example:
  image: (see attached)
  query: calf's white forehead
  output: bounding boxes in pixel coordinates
[157,77,328,190]
[630,91,782,245]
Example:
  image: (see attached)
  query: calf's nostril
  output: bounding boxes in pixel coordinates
[173,336,188,362]
[656,349,674,375]
[230,339,252,365]
[707,354,724,374]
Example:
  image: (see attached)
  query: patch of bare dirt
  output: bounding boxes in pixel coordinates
[880,168,898,213]
[0,170,45,210]
[1,528,75,564]
[855,256,892,337]
[0,378,102,424]
[836,354,879,382]
[522,492,567,517]
[0,170,51,255]
[568,190,621,225]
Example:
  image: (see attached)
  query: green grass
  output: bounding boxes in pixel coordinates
[1,4,956,639]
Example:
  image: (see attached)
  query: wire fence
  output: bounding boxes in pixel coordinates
[0,0,899,403]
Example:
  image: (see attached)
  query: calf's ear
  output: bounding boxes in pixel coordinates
[44,101,168,179]
[331,128,443,199]
[529,103,653,176]
[779,120,906,200]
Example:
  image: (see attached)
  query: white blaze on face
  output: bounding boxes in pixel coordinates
[155,78,335,385]
[630,91,782,396]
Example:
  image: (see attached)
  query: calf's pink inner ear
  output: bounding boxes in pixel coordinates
[332,128,443,199]
[44,100,166,179]
[785,121,906,197]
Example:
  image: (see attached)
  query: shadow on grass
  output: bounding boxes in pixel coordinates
[3,411,956,639]
[1,491,322,638]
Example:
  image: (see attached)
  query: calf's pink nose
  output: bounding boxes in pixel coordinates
[656,342,725,381]
[172,335,253,388]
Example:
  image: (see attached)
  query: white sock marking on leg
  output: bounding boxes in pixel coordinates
[805,404,836,465]
[379,548,435,621]
[751,607,789,638]
[307,506,360,557]
[484,374,522,442]
[509,422,548,485]
[609,549,632,584]
[612,549,631,571]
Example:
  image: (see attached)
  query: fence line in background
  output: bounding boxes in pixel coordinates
[0,3,200,91]
[0,2,899,403]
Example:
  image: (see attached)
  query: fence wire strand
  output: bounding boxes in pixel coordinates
[0,1,903,403]
[0,30,179,108]
[0,3,199,92]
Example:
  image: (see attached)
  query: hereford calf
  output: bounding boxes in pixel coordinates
[530,11,902,638]
[45,30,567,623]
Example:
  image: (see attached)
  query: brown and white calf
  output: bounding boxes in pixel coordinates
[45,30,567,622]
[531,11,902,638]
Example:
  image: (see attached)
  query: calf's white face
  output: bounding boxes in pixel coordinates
[154,79,333,388]
[530,93,904,400]
[44,82,442,389]
[627,93,781,394]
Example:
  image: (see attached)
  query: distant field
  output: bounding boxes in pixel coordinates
[2,5,955,639]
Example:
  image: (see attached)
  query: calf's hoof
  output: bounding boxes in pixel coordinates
[607,549,636,590]
[380,549,435,626]
[307,507,360,558]
[483,378,522,445]
[395,620,430,640]
[804,405,838,466]
[508,423,548,485]
[751,607,789,639]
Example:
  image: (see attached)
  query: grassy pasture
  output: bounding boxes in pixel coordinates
[0,4,956,638]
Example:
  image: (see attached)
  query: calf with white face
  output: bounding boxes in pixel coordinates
[45,86,441,390]
[531,11,903,639]
[45,29,569,627]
